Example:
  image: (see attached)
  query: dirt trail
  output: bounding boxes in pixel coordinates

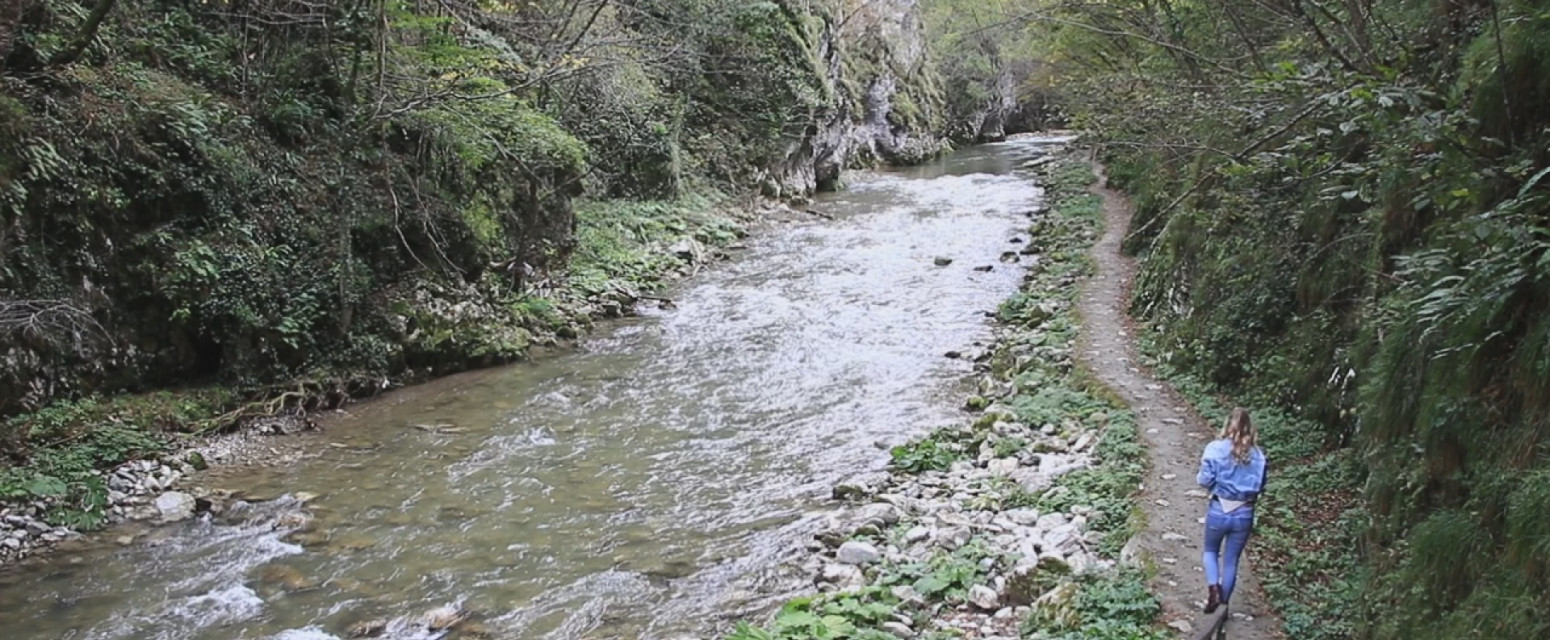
[1076,160,1281,639]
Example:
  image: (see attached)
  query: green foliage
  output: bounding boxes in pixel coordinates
[1021,0,1550,637]
[0,392,228,528]
[1022,571,1169,640]
[888,430,966,473]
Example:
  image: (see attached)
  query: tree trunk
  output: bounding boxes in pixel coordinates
[0,0,29,73]
[48,0,116,67]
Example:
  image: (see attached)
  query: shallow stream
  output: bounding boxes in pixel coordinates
[0,137,1066,640]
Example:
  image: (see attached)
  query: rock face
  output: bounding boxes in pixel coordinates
[762,0,949,199]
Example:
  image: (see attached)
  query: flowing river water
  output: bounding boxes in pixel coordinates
[0,136,1067,640]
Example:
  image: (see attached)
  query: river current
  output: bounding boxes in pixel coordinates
[0,136,1067,640]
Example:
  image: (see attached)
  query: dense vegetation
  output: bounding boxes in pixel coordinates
[957,0,1550,638]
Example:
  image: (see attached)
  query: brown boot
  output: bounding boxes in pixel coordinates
[1204,585,1222,614]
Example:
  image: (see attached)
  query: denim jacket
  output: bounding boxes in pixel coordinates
[1196,439,1267,503]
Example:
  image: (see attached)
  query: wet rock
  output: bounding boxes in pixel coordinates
[348,619,389,638]
[836,541,881,565]
[833,472,890,501]
[422,604,467,631]
[669,237,706,263]
[259,564,318,591]
[972,265,994,272]
[154,492,196,521]
[969,584,1001,610]
[933,257,953,267]
[944,350,962,359]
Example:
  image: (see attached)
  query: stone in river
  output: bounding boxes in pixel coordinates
[933,257,953,266]
[154,491,196,521]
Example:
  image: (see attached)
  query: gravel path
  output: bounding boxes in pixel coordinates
[1077,160,1282,639]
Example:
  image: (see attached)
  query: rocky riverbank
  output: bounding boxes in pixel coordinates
[724,151,1168,640]
[0,198,828,568]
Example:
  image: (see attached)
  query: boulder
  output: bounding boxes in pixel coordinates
[836,541,881,565]
[969,584,1001,610]
[154,491,197,522]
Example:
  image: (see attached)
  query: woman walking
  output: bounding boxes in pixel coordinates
[1197,407,1267,613]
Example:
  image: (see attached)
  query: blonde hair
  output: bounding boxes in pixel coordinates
[1222,407,1258,465]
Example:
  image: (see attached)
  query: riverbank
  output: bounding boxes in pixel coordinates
[724,151,1170,640]
[0,193,791,566]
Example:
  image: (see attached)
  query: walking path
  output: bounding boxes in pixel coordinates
[1076,160,1282,639]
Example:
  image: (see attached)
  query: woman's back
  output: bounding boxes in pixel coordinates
[1197,438,1267,502]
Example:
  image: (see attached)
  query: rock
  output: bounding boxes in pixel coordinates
[973,265,994,272]
[1167,619,1194,634]
[836,541,881,565]
[154,492,197,521]
[292,491,321,504]
[1030,582,1080,629]
[668,237,706,263]
[1034,512,1068,532]
[348,619,389,638]
[881,621,915,638]
[903,525,932,544]
[185,452,209,471]
[422,604,467,631]
[969,584,1000,610]
[1045,524,1083,555]
[115,535,136,546]
[933,257,953,266]
[1070,432,1096,453]
[935,526,972,550]
[258,564,317,592]
[819,563,865,590]
[944,350,962,359]
[1067,553,1095,574]
[891,585,922,603]
[987,457,1019,476]
[1119,535,1148,567]
[833,472,890,501]
[1006,508,1040,526]
[856,503,901,527]
[0,538,18,550]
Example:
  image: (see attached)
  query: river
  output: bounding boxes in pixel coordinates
[0,136,1067,640]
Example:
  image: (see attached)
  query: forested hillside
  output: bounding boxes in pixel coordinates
[968,1,1550,638]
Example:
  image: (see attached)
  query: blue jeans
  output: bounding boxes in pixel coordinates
[1202,499,1254,603]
